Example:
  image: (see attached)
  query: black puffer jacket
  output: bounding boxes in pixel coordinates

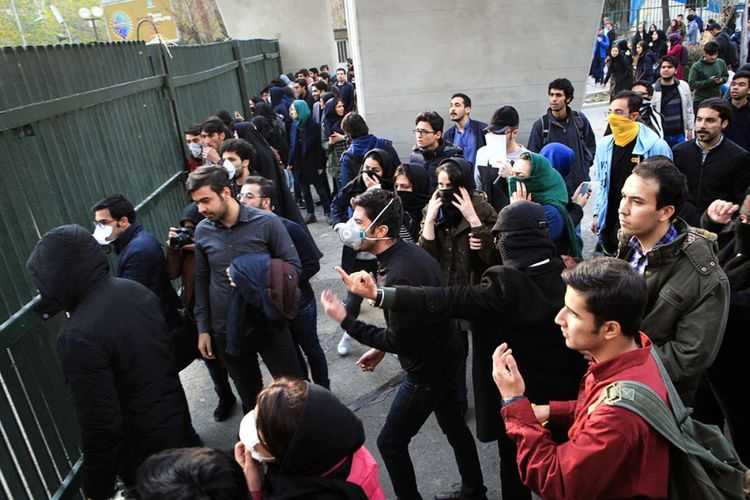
[410,138,463,191]
[26,225,200,499]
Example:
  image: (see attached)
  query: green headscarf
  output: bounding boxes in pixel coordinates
[508,152,582,258]
[292,100,311,131]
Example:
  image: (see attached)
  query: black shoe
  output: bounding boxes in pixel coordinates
[459,400,468,418]
[434,492,466,500]
[304,214,317,224]
[213,395,236,422]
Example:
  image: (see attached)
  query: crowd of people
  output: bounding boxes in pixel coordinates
[24,42,750,500]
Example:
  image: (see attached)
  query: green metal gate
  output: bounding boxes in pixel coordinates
[0,38,281,499]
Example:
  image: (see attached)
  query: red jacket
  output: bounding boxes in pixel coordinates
[502,334,669,499]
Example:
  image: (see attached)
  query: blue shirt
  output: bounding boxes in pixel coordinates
[627,223,679,275]
[452,119,478,165]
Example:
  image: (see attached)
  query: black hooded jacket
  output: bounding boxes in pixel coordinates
[398,163,431,241]
[263,384,368,499]
[410,138,463,191]
[26,225,199,499]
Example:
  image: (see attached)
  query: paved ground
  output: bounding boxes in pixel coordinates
[178,100,610,499]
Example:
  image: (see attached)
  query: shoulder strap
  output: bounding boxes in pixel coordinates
[542,114,550,146]
[572,110,585,142]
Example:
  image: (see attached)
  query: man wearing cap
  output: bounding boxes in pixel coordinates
[592,90,672,255]
[474,105,529,211]
[336,200,587,500]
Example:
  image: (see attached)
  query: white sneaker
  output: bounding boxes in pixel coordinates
[337,333,352,356]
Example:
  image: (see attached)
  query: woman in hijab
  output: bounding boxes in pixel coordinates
[539,143,591,231]
[603,45,634,97]
[634,40,658,83]
[632,21,647,46]
[324,98,348,195]
[252,103,289,166]
[507,151,583,258]
[288,100,331,223]
[235,377,385,499]
[421,158,497,414]
[667,32,687,79]
[393,163,431,242]
[649,29,668,57]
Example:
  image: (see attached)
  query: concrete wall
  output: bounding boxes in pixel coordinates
[217,0,338,75]
[346,0,604,159]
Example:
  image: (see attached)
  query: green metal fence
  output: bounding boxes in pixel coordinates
[0,38,281,499]
[603,0,739,37]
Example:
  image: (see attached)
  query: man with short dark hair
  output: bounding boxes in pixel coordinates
[707,22,738,69]
[672,98,750,212]
[185,123,203,172]
[652,55,695,147]
[92,194,183,333]
[592,91,672,254]
[189,166,303,412]
[688,7,704,32]
[239,176,328,388]
[321,189,487,500]
[200,118,230,166]
[616,158,729,404]
[689,40,729,108]
[444,93,487,167]
[410,110,463,190]
[528,78,597,194]
[335,67,355,113]
[631,80,664,138]
[339,112,399,186]
[293,78,314,109]
[492,257,670,499]
[724,70,750,151]
[218,138,256,197]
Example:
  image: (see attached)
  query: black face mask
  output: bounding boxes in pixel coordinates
[496,231,555,269]
[439,188,462,227]
[734,221,750,255]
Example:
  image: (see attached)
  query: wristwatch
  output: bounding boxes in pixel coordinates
[501,395,526,407]
[367,288,384,307]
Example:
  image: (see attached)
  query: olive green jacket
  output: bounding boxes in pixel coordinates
[617,218,729,405]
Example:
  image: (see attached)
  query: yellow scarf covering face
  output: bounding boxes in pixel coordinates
[608,113,639,146]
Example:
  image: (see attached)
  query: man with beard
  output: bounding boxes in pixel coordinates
[723,70,750,152]
[322,189,487,500]
[444,93,487,167]
[189,166,303,412]
[672,98,750,213]
[528,78,596,195]
[336,200,587,500]
[651,55,695,147]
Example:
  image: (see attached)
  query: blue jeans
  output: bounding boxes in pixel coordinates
[377,377,487,499]
[664,133,686,148]
[302,175,331,216]
[288,298,330,388]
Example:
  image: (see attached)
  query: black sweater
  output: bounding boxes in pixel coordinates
[341,239,461,385]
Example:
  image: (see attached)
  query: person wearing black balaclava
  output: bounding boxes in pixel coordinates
[694,193,750,464]
[393,163,431,242]
[420,158,497,415]
[336,200,587,500]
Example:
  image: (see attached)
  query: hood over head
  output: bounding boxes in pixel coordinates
[278,384,364,476]
[363,148,398,186]
[25,224,109,317]
[492,201,555,269]
[540,142,575,178]
[437,157,476,193]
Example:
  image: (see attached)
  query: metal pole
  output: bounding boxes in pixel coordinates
[741,1,749,66]
[9,0,28,47]
[91,20,100,42]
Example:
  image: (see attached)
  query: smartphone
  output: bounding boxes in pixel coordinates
[578,182,591,197]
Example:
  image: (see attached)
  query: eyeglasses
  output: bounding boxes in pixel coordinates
[413,129,436,136]
[237,193,267,201]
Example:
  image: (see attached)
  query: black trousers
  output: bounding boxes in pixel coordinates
[213,327,303,413]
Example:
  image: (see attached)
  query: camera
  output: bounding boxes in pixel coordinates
[169,226,195,250]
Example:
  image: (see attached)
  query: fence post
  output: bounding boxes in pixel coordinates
[154,43,188,166]
[232,41,253,122]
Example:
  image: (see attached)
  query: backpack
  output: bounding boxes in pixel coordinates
[592,348,749,499]
[541,111,586,147]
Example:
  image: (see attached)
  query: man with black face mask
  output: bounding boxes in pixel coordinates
[337,200,588,500]
[323,189,487,500]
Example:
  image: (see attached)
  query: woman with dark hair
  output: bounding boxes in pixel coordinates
[235,377,384,499]
[603,45,634,96]
[632,21,647,46]
[324,98,348,195]
[667,32,687,79]
[393,164,431,242]
[330,148,398,355]
[634,40,658,82]
[420,158,497,414]
[649,29,668,57]
[507,151,583,258]
[288,100,331,224]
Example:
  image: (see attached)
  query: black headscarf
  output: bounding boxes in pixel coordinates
[650,29,667,56]
[341,148,398,196]
[435,157,476,228]
[323,98,345,137]
[491,201,556,269]
[263,384,367,500]
[397,164,431,241]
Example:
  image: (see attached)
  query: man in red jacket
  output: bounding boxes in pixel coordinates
[493,257,670,499]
